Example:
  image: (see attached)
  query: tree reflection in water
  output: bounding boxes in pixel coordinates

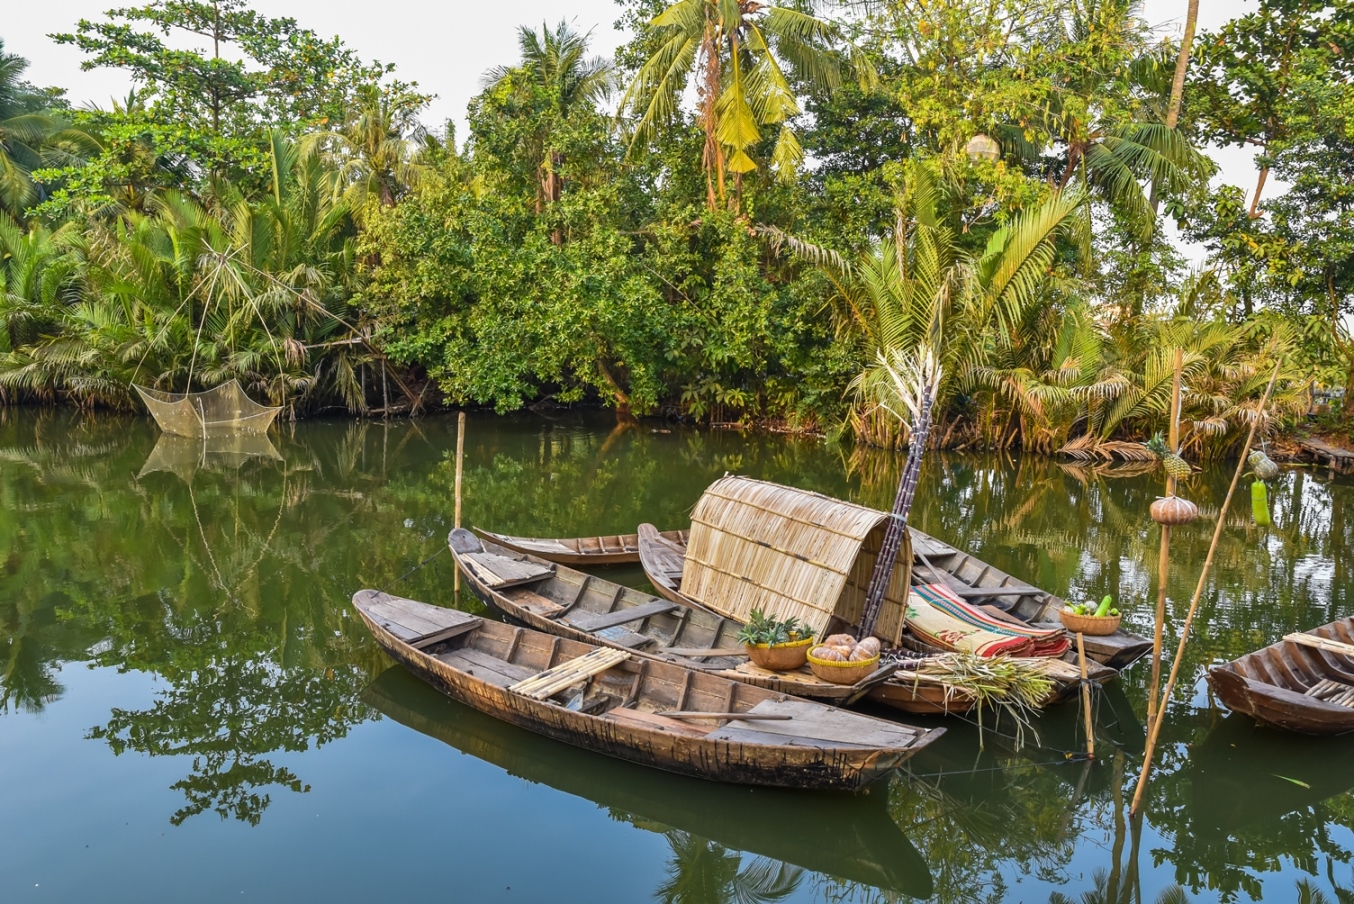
[3,408,1354,899]
[655,831,802,904]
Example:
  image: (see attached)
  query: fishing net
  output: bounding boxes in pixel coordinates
[133,380,281,437]
[137,432,284,482]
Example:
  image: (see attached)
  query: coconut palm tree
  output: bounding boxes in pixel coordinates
[654,831,801,904]
[620,0,874,210]
[480,21,613,223]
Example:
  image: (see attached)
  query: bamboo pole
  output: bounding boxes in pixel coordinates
[1077,631,1095,759]
[1130,361,1281,816]
[454,411,466,594]
[1148,349,1184,724]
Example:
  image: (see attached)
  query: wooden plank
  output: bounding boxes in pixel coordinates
[657,711,792,721]
[372,594,480,630]
[461,552,554,589]
[439,649,535,687]
[602,707,709,738]
[719,699,921,747]
[704,725,873,749]
[504,587,565,616]
[594,625,657,649]
[568,600,677,633]
[663,647,749,658]
[1285,632,1354,660]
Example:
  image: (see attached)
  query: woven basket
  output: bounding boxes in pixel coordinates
[807,649,880,685]
[745,637,814,671]
[1058,610,1122,636]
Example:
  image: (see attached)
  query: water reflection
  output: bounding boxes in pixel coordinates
[362,666,934,900]
[3,408,1354,901]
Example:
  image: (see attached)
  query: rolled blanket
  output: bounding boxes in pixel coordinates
[906,583,1070,658]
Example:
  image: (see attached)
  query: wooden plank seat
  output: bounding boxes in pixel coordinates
[567,600,677,633]
[439,648,536,687]
[460,552,555,589]
[509,648,632,700]
[602,706,710,738]
[706,699,927,748]
[352,590,481,648]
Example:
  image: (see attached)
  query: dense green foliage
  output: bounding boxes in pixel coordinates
[0,0,1350,450]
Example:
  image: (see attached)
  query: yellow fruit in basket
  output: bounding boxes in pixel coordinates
[849,646,876,662]
[856,637,881,657]
[811,645,846,662]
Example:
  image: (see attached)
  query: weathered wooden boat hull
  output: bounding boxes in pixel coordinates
[452,530,910,706]
[355,590,941,790]
[452,530,980,715]
[1207,618,1354,736]
[362,667,935,898]
[473,527,689,567]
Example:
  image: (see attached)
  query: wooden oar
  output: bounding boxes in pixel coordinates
[657,711,792,721]
[1284,633,1354,659]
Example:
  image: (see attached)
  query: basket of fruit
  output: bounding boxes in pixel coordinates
[737,610,815,671]
[1059,595,1122,636]
[807,634,881,684]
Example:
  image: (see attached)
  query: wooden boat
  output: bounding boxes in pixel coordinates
[1206,618,1354,735]
[637,520,1152,672]
[449,529,967,711]
[361,666,935,898]
[473,527,689,567]
[354,589,942,790]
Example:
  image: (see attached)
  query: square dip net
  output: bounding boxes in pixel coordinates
[133,380,282,437]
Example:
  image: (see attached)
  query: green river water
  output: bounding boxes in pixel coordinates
[2,409,1352,903]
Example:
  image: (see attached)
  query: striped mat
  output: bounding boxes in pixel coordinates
[906,583,1070,658]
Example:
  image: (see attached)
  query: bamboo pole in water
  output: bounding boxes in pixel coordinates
[454,411,466,593]
[1131,360,1280,816]
[1147,349,1184,724]
[1077,631,1095,758]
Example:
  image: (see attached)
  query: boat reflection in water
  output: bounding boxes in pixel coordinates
[361,666,934,900]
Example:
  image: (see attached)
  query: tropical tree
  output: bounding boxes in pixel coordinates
[482,20,613,214]
[0,40,96,218]
[620,0,875,209]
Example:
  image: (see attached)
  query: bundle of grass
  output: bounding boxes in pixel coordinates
[894,651,1055,748]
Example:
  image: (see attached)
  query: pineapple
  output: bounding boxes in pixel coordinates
[1162,453,1192,480]
[1144,433,1168,459]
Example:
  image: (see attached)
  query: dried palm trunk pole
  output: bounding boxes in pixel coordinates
[1131,360,1281,816]
[1148,349,1185,724]
[859,347,942,637]
[454,411,466,594]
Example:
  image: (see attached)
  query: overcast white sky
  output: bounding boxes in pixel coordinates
[6,0,1265,233]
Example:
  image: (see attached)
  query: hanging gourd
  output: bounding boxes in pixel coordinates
[1251,480,1272,526]
[1248,450,1280,481]
[1151,495,1199,525]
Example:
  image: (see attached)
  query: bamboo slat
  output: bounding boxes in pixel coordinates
[509,648,631,700]
[1284,633,1354,660]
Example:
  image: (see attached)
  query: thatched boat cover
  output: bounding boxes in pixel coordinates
[681,476,912,645]
[133,380,281,437]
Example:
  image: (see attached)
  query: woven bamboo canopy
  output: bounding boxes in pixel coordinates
[680,476,912,644]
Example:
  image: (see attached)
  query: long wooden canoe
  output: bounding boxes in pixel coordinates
[361,666,935,898]
[1206,618,1354,736]
[354,589,942,790]
[473,527,689,567]
[636,522,1152,673]
[449,529,943,708]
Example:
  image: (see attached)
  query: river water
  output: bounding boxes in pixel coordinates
[2,410,1352,903]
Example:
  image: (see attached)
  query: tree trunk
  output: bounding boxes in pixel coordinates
[1165,0,1200,130]
[1249,164,1270,218]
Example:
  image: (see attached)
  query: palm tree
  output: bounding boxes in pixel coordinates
[301,84,429,216]
[620,0,874,210]
[654,831,801,904]
[481,21,613,222]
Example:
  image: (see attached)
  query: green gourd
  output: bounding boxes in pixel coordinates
[1252,479,1271,527]
[1095,594,1114,617]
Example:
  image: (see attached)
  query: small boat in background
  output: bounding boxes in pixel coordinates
[473,527,688,567]
[353,589,943,790]
[1207,619,1354,736]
